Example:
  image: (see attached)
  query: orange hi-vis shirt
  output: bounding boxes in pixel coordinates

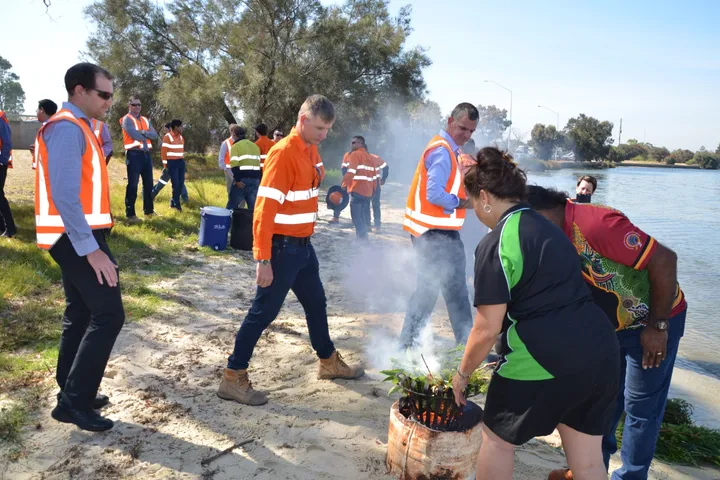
[255,135,276,170]
[0,111,13,168]
[403,135,467,237]
[342,149,377,198]
[120,114,153,150]
[370,153,387,183]
[341,152,350,170]
[161,131,185,165]
[253,127,325,260]
[35,109,113,249]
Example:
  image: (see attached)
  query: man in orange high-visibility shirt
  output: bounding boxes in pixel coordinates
[217,95,364,406]
[341,135,376,239]
[400,102,479,349]
[36,63,124,432]
[254,122,275,171]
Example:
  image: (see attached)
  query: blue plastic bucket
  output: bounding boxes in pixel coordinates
[199,206,232,250]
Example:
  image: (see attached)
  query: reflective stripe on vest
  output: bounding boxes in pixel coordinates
[35,110,113,249]
[403,136,466,237]
[120,114,153,150]
[162,132,184,164]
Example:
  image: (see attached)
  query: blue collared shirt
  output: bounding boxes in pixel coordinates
[99,122,113,158]
[43,102,101,256]
[0,118,12,166]
[424,130,461,213]
[122,112,157,152]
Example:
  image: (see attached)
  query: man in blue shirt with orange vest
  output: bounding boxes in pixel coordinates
[121,95,157,223]
[0,110,16,238]
[400,103,479,348]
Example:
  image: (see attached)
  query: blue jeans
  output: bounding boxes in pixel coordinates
[227,178,260,211]
[400,230,473,346]
[152,167,189,201]
[350,192,371,239]
[227,241,335,370]
[371,185,381,228]
[167,160,186,209]
[602,310,687,479]
[125,150,155,216]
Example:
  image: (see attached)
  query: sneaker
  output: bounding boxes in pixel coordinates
[145,212,160,218]
[126,216,142,225]
[217,368,268,406]
[317,351,364,380]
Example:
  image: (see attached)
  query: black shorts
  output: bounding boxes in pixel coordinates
[483,355,620,445]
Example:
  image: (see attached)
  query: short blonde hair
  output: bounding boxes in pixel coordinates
[299,94,335,122]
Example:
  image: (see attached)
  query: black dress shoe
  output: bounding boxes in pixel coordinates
[51,404,114,431]
[56,392,110,409]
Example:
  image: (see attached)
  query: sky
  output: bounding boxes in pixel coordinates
[3,0,719,151]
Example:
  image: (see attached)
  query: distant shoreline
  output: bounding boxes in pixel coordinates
[616,161,701,169]
[538,160,702,170]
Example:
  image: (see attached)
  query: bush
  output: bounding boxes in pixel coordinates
[690,151,719,169]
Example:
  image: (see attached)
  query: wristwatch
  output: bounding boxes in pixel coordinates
[257,259,270,265]
[649,319,669,331]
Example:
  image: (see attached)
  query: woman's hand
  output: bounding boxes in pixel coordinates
[452,373,469,407]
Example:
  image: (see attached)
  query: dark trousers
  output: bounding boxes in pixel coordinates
[0,164,16,235]
[152,167,189,201]
[602,310,686,479]
[400,230,473,346]
[228,241,335,370]
[125,150,155,217]
[350,192,371,239]
[226,177,260,211]
[167,160,186,209]
[49,230,125,411]
[370,185,381,228]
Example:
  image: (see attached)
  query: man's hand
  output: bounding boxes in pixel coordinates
[458,197,474,209]
[256,262,273,287]
[235,181,246,188]
[640,326,668,369]
[86,249,119,287]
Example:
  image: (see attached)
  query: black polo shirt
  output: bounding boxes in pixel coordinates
[474,204,619,380]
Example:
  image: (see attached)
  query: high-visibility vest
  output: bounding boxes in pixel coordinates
[222,137,233,169]
[403,135,467,237]
[255,136,275,170]
[90,118,105,142]
[229,139,261,172]
[120,114,153,150]
[161,131,184,165]
[0,111,13,169]
[35,109,113,250]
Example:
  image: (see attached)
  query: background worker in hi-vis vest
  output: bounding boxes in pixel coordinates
[35,62,125,432]
[120,95,157,224]
[400,102,479,349]
[152,122,189,203]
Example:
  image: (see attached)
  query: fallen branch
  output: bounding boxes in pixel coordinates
[200,439,254,466]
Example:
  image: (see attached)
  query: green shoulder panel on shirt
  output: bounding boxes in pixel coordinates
[497,211,555,381]
[498,210,524,292]
[229,139,261,168]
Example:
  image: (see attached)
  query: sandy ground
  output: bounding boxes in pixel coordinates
[1,174,719,479]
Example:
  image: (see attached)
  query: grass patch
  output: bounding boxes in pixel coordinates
[0,385,49,450]
[0,403,29,443]
[615,398,720,466]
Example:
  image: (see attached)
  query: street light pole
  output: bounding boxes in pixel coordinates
[538,105,560,160]
[484,80,512,152]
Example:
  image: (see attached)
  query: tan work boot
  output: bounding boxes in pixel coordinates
[317,351,365,380]
[217,368,268,406]
[548,469,573,480]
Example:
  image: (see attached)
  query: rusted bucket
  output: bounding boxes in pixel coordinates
[386,400,483,479]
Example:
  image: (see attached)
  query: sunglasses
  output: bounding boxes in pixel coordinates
[90,88,114,100]
[129,103,141,107]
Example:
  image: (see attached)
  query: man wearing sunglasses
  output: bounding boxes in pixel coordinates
[120,96,157,224]
[35,62,125,432]
[217,95,364,406]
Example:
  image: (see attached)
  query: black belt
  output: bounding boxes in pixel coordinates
[272,234,311,246]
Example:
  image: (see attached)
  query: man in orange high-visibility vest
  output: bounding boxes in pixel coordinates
[35,62,125,432]
[400,103,479,349]
[217,95,364,406]
[120,95,157,224]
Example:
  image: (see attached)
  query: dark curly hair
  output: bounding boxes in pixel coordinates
[526,185,570,210]
[463,147,527,202]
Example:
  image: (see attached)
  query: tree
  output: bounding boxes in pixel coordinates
[0,56,25,115]
[84,0,430,154]
[648,145,670,162]
[473,104,511,148]
[666,149,694,164]
[529,123,562,160]
[691,151,719,169]
[564,114,614,162]
[716,143,720,154]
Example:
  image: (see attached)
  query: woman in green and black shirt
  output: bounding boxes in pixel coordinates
[451,147,620,480]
